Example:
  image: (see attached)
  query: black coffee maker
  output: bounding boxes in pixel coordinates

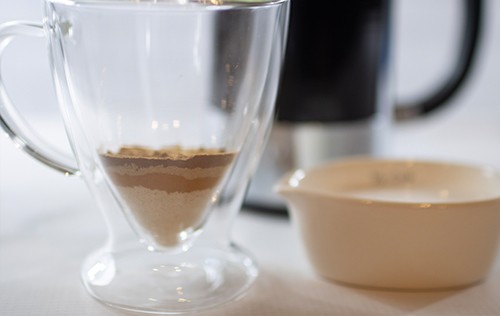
[245,0,483,211]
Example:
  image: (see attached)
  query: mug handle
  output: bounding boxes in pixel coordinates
[0,21,79,175]
[395,0,483,120]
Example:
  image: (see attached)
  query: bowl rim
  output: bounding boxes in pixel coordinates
[275,157,500,207]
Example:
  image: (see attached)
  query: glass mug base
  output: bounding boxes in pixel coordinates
[81,242,258,314]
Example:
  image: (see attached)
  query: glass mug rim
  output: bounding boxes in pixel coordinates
[45,0,289,9]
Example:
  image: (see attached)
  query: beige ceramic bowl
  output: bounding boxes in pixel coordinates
[275,159,500,290]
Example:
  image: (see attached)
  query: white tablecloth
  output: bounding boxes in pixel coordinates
[2,101,500,316]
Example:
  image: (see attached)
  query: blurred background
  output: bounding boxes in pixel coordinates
[1,0,500,219]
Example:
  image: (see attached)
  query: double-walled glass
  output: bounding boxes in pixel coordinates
[0,0,289,313]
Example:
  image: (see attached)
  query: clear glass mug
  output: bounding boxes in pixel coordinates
[0,0,289,313]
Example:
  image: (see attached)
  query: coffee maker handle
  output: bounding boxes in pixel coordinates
[0,21,80,176]
[395,0,482,120]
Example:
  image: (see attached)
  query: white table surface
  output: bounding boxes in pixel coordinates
[2,1,500,315]
[2,110,500,316]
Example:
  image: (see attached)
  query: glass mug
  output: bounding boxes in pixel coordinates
[0,0,289,313]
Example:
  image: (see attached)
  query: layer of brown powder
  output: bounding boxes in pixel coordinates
[99,145,235,248]
[102,145,235,169]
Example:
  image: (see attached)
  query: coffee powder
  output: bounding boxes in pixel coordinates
[100,145,235,248]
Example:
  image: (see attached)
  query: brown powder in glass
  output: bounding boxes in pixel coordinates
[99,145,235,248]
